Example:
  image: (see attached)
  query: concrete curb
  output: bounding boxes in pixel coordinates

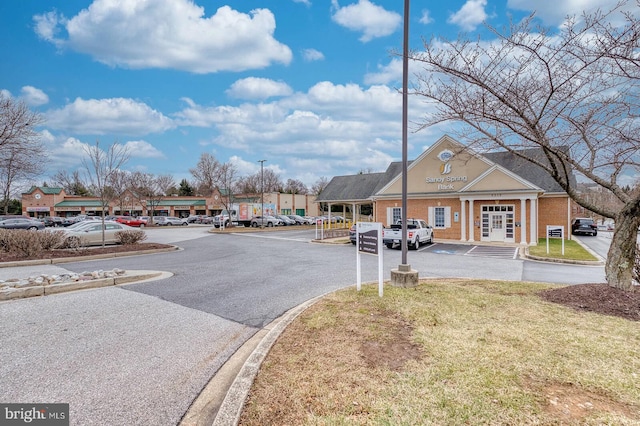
[0,271,171,301]
[0,246,179,268]
[203,294,326,426]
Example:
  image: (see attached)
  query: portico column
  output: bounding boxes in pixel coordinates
[468,199,475,242]
[520,198,527,245]
[460,199,466,241]
[529,198,537,245]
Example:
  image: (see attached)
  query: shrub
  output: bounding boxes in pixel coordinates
[115,229,147,245]
[3,229,43,258]
[39,230,66,250]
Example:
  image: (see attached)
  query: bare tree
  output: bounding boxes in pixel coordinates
[82,140,130,246]
[0,144,45,214]
[0,94,46,213]
[284,178,309,195]
[108,169,132,215]
[234,174,260,194]
[189,153,220,196]
[409,2,640,290]
[128,172,175,224]
[217,162,238,225]
[51,170,92,196]
[311,176,329,196]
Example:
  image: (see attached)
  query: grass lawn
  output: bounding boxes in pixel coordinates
[528,238,599,261]
[239,280,640,425]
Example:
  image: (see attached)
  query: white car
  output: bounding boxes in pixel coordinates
[154,216,188,226]
[60,221,137,246]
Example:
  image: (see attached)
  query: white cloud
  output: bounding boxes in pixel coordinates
[226,78,293,100]
[45,98,174,135]
[507,0,634,25]
[123,140,165,159]
[302,48,325,62]
[33,0,292,73]
[448,0,488,31]
[1,89,12,98]
[364,58,402,85]
[331,0,401,42]
[419,10,434,25]
[21,86,49,107]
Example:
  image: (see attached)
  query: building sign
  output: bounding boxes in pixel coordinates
[425,149,468,190]
[26,207,50,212]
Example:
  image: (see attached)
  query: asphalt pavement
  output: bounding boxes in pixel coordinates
[0,227,609,425]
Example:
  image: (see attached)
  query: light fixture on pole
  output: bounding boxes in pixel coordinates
[258,159,266,227]
[390,0,419,287]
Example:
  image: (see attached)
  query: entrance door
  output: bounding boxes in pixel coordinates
[490,213,506,241]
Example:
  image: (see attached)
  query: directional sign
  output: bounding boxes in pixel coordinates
[357,223,379,255]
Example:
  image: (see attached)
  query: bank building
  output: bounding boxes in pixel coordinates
[317,135,576,246]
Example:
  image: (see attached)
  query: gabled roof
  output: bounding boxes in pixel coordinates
[316,139,574,203]
[315,173,385,203]
[25,186,64,195]
[483,148,574,193]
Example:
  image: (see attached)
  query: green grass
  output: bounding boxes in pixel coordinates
[528,238,599,261]
[240,281,640,425]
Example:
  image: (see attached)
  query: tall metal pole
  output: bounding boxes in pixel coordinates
[258,159,266,227]
[401,0,410,266]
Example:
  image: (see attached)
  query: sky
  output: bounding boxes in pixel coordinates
[0,0,631,190]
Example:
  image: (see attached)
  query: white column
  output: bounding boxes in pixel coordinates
[530,198,537,245]
[520,198,527,245]
[460,199,466,241]
[468,199,475,242]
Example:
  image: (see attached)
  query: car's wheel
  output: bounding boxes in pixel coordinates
[139,223,145,228]
[428,234,433,244]
[593,231,598,236]
[267,222,273,227]
[251,222,257,227]
[351,241,356,245]
[386,243,393,249]
[182,222,188,226]
[413,237,420,250]
[27,226,38,231]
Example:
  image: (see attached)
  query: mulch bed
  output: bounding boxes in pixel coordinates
[539,284,640,321]
[0,243,173,263]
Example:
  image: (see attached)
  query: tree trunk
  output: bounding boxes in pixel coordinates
[605,209,640,291]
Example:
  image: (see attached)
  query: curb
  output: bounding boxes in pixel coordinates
[0,246,179,268]
[0,271,171,301]
[179,293,326,426]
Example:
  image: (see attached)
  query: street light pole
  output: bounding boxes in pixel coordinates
[390,0,419,288]
[258,159,266,228]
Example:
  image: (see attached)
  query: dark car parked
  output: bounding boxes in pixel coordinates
[0,217,45,230]
[40,216,64,227]
[571,218,598,236]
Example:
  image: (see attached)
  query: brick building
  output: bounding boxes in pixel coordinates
[21,188,319,219]
[317,135,577,245]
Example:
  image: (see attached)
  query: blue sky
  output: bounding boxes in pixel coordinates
[0,0,627,189]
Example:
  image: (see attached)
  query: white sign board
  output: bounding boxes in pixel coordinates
[356,222,383,297]
[546,225,565,255]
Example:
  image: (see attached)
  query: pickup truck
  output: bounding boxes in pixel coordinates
[382,219,434,250]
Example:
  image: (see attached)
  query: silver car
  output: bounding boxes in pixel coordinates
[0,217,45,230]
[60,221,137,246]
[250,215,282,227]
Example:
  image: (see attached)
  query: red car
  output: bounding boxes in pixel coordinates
[114,216,146,227]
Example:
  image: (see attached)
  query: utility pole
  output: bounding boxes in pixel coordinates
[390,0,419,288]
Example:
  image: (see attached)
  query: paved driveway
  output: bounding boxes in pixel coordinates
[0,227,606,425]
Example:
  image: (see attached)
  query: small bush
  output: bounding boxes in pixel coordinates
[39,230,66,250]
[115,229,147,245]
[3,230,43,258]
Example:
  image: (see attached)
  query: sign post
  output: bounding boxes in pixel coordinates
[356,222,384,297]
[546,225,565,255]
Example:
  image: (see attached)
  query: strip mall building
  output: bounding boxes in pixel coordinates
[317,135,577,245]
[20,188,319,219]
